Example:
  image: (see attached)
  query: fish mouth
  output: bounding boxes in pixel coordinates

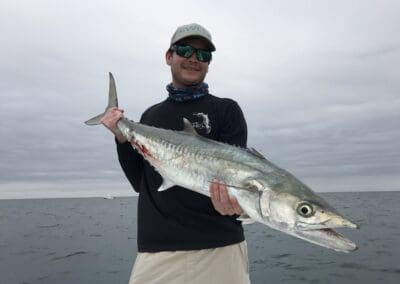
[287,213,359,252]
[292,227,358,253]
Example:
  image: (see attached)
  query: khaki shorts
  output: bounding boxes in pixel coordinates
[129,241,251,284]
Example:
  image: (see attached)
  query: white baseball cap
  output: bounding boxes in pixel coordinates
[170,23,216,51]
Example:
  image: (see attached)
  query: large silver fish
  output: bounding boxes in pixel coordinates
[86,73,358,253]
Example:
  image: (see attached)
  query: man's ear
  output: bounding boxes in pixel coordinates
[165,50,173,66]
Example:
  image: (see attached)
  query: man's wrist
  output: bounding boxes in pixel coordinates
[115,132,127,144]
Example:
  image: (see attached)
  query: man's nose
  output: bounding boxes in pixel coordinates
[187,52,199,62]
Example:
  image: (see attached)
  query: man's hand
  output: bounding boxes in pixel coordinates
[210,179,243,216]
[100,107,126,143]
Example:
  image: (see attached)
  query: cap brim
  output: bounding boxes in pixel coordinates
[171,35,216,51]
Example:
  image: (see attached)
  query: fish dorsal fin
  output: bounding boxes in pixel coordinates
[246,147,266,159]
[182,118,199,135]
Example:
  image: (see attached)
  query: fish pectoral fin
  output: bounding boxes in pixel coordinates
[259,190,271,217]
[182,118,199,135]
[237,213,255,225]
[244,179,264,192]
[157,178,177,192]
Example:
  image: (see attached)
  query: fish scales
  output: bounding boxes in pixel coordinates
[126,120,264,193]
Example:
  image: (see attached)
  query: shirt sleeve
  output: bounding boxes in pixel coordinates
[116,139,144,193]
[115,112,149,193]
[219,100,248,148]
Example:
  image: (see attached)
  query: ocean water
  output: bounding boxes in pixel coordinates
[0,192,399,284]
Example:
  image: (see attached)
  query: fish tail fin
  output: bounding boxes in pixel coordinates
[85,72,118,125]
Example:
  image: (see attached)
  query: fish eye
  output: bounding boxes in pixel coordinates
[297,202,314,217]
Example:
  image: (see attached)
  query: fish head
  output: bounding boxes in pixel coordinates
[255,171,358,253]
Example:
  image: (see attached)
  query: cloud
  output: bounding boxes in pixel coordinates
[1,0,399,196]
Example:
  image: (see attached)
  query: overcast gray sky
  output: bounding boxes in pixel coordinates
[1,0,399,198]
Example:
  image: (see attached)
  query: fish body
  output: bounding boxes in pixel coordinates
[86,73,358,253]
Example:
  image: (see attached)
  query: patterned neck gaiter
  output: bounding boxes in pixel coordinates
[166,82,209,102]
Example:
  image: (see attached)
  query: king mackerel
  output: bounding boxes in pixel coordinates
[86,73,359,253]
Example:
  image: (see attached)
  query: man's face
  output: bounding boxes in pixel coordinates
[166,37,210,88]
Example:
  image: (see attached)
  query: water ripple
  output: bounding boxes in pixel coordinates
[51,251,90,261]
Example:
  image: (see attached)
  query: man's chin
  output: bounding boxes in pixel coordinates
[185,73,207,83]
[182,78,202,86]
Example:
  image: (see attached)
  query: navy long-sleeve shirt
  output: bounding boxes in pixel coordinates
[116,94,248,252]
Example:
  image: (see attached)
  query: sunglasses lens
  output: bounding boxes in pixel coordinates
[196,50,211,62]
[176,45,194,58]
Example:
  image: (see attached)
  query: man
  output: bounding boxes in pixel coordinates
[101,23,251,284]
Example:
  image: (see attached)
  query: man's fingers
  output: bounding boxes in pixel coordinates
[230,197,243,215]
[101,108,124,125]
[210,179,243,216]
[209,179,219,200]
[210,180,224,213]
[217,181,237,215]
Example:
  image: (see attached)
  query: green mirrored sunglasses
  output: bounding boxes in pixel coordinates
[171,44,212,62]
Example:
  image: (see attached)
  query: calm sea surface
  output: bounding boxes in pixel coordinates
[1,192,399,284]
